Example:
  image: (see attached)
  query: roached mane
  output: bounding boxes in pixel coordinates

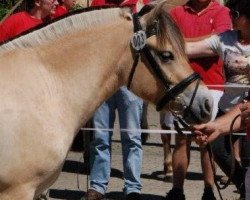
[0,6,121,53]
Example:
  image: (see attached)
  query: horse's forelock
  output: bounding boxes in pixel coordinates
[161,13,186,56]
[145,3,186,57]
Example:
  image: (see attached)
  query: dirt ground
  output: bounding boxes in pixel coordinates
[46,104,240,200]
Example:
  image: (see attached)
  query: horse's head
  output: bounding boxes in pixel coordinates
[121,1,213,124]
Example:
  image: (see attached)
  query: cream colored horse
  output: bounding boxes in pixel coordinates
[0,3,212,200]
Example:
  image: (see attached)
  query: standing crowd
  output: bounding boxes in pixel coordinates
[1,0,250,200]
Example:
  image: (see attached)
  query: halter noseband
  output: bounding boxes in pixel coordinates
[128,12,200,111]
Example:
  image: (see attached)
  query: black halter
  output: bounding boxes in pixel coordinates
[127,12,200,111]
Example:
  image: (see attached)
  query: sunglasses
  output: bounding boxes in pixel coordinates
[230,10,240,19]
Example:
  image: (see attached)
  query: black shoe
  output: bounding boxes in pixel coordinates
[238,182,245,199]
[82,189,104,200]
[125,192,141,200]
[165,188,185,200]
[201,187,216,200]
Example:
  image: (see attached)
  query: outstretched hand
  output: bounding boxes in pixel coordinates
[192,121,220,147]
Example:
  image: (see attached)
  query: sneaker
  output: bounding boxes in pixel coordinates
[125,192,141,200]
[82,189,104,200]
[165,188,185,200]
[201,187,216,200]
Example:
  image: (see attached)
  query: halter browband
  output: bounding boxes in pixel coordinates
[128,12,200,111]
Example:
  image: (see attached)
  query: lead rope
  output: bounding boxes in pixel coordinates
[207,114,240,200]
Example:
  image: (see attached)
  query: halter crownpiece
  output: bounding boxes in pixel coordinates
[128,11,201,112]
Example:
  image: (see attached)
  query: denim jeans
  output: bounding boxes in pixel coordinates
[89,87,143,195]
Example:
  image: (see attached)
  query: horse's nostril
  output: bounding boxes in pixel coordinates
[200,99,212,120]
[204,99,211,113]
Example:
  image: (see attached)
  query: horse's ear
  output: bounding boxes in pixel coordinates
[121,7,133,20]
[135,0,145,13]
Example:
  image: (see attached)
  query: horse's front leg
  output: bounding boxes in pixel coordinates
[160,111,173,176]
[161,133,173,176]
[0,185,35,200]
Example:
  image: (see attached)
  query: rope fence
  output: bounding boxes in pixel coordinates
[81,128,247,135]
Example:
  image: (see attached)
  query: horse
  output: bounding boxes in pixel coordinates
[0,2,213,199]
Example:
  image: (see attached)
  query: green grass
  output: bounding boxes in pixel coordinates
[0,0,23,20]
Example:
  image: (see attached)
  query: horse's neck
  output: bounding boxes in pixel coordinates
[40,19,133,129]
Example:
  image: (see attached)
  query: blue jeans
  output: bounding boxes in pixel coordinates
[89,87,143,195]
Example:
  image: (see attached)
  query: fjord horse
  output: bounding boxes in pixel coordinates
[0,2,212,199]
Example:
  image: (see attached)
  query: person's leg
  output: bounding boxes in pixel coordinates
[201,147,214,187]
[241,136,250,168]
[200,89,223,200]
[141,102,149,145]
[160,111,174,176]
[172,135,191,189]
[245,167,250,199]
[117,87,143,196]
[234,137,242,164]
[165,134,191,200]
[88,96,116,196]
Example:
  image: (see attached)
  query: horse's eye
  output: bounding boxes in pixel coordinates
[159,51,174,63]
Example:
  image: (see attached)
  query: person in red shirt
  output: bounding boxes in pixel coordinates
[52,0,76,18]
[91,0,149,13]
[162,0,231,200]
[0,0,58,43]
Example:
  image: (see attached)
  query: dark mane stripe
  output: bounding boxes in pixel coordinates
[0,5,118,46]
[153,4,186,57]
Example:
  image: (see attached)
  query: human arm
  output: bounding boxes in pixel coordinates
[185,39,217,59]
[193,104,243,146]
[239,101,250,126]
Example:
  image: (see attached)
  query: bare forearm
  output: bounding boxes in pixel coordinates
[185,41,215,58]
[214,105,243,135]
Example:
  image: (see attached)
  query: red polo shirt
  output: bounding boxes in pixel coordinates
[170,1,231,90]
[91,0,150,13]
[0,11,43,43]
[52,5,68,19]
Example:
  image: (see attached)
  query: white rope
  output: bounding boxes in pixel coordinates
[207,85,250,88]
[81,127,246,136]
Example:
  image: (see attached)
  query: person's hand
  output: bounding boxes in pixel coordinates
[192,121,220,147]
[193,128,208,147]
[239,101,250,126]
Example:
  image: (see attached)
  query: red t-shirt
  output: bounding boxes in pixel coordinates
[52,5,68,19]
[0,11,43,43]
[170,1,231,90]
[91,0,150,13]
